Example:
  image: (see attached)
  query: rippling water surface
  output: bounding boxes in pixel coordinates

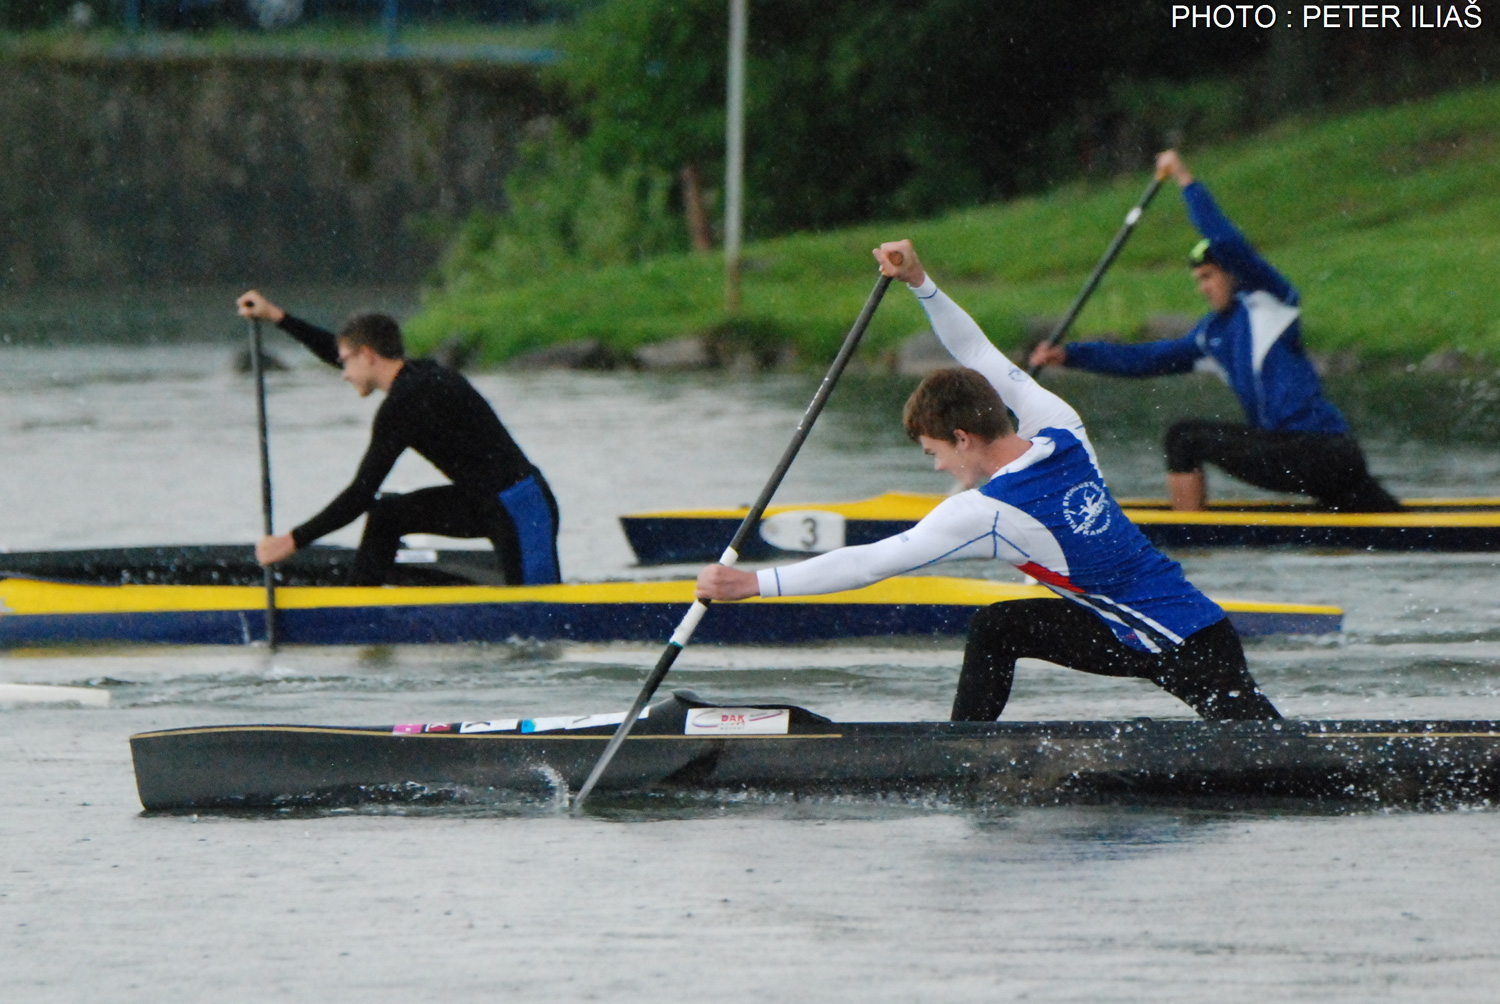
[4,321,1500,1002]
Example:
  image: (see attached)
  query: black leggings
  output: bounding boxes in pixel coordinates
[1164,420,1401,511]
[352,481,560,587]
[953,599,1281,722]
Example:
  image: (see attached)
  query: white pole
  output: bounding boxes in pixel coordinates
[724,0,747,313]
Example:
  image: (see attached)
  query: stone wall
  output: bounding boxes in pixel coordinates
[0,53,557,287]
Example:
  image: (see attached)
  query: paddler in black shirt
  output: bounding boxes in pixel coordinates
[236,291,561,587]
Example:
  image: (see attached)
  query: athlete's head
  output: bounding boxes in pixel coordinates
[1188,239,1236,313]
[336,312,405,397]
[904,368,1015,490]
[903,368,1012,444]
[338,312,405,360]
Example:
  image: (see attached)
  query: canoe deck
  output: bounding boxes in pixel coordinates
[620,493,1500,563]
[0,543,505,588]
[130,691,1500,811]
[0,574,1339,647]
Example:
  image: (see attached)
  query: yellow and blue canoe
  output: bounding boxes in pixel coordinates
[620,492,1500,564]
[0,574,1340,647]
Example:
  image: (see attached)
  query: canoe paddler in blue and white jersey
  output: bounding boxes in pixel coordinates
[1030,149,1400,513]
[696,239,1281,724]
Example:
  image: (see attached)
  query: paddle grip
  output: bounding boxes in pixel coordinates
[1026,172,1164,377]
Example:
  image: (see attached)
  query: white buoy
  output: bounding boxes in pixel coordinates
[0,684,110,707]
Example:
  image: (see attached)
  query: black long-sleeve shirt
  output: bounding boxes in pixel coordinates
[277,315,540,548]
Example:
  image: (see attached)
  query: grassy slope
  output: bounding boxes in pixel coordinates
[410,84,1500,365]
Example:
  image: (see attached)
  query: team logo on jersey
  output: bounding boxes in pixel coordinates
[1062,481,1111,536]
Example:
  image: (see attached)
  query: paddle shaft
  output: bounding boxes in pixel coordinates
[248,318,279,649]
[572,264,899,809]
[1026,172,1165,377]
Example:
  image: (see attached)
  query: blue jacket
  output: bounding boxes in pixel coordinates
[1064,182,1348,435]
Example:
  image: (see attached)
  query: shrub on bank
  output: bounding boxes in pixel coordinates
[408,84,1500,368]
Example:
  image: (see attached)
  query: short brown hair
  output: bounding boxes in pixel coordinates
[338,312,405,360]
[902,367,1013,443]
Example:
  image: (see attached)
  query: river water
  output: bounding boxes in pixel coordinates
[4,299,1500,1001]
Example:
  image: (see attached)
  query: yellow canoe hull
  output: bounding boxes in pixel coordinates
[0,574,1339,646]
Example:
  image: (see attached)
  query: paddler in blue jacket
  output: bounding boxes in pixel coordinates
[1029,150,1401,513]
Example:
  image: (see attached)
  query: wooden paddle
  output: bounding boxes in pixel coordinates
[1026,165,1168,376]
[248,318,280,649]
[572,253,903,810]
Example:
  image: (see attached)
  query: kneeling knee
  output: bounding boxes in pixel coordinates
[364,493,405,529]
[1165,421,1211,473]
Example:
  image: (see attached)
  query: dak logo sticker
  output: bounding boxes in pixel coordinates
[1062,481,1111,536]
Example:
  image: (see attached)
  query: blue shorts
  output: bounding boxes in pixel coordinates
[498,475,561,584]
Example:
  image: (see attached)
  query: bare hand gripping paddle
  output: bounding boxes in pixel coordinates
[572,252,903,809]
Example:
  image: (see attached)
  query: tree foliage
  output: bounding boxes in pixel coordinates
[434,0,1500,290]
[0,0,78,29]
[557,0,1258,235]
[429,119,680,294]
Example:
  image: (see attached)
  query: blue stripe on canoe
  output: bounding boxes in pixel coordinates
[0,601,1337,647]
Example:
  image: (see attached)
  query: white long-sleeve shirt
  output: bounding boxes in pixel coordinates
[755,276,1224,653]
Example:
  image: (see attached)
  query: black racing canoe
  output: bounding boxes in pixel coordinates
[0,543,507,588]
[130,691,1500,811]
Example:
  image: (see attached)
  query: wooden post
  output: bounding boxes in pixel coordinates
[681,164,714,252]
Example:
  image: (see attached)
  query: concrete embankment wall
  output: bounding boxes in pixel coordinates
[0,53,556,288]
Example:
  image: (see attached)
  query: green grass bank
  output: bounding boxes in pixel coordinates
[410,84,1500,367]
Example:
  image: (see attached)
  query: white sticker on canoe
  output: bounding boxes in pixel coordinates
[459,719,520,734]
[395,548,439,564]
[684,708,790,736]
[758,510,846,553]
[520,709,649,733]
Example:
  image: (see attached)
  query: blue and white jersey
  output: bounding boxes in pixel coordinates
[756,277,1225,653]
[1064,182,1347,435]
